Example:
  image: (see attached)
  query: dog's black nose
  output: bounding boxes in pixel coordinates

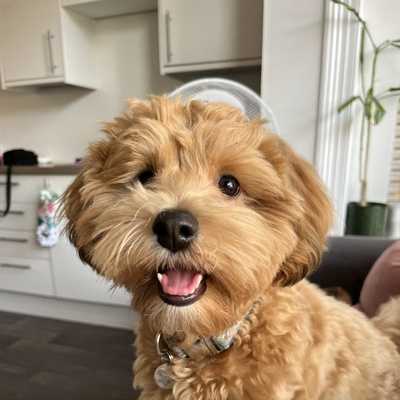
[152,209,198,252]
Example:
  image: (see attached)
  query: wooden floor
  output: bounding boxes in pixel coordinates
[0,311,140,400]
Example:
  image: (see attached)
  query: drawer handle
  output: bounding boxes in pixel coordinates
[8,210,25,216]
[47,30,58,74]
[165,10,173,63]
[0,263,31,270]
[0,182,19,187]
[0,237,28,243]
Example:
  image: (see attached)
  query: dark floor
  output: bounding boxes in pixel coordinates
[0,311,140,400]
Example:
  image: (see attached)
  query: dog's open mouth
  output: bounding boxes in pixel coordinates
[157,268,207,307]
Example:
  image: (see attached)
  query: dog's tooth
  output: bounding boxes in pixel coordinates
[157,273,163,283]
[193,273,203,289]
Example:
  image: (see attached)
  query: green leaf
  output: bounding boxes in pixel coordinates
[364,89,373,120]
[364,104,372,120]
[374,108,385,125]
[371,96,386,125]
[364,90,386,124]
[331,0,359,18]
[331,0,377,49]
[376,87,400,100]
[360,28,365,66]
[338,96,362,113]
[331,0,358,15]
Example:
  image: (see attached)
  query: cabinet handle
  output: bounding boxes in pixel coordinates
[0,182,19,187]
[165,11,173,63]
[0,237,28,243]
[47,30,58,74]
[0,263,31,270]
[8,210,25,216]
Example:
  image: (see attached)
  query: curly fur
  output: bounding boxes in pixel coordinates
[61,96,400,399]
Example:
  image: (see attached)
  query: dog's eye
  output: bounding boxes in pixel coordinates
[137,169,155,185]
[218,175,240,197]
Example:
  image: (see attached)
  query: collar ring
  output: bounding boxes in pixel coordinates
[156,331,174,363]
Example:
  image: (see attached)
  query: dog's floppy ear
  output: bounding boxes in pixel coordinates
[61,170,94,267]
[60,99,154,269]
[260,134,332,286]
[60,138,112,269]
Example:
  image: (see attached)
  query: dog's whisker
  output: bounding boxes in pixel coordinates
[132,203,147,222]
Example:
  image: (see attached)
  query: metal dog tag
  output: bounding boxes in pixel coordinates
[154,363,174,389]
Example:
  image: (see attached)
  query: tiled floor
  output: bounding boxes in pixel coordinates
[0,311,140,400]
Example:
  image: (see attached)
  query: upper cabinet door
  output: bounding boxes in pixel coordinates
[158,0,263,74]
[0,0,64,83]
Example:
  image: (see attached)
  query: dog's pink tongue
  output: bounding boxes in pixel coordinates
[160,270,202,296]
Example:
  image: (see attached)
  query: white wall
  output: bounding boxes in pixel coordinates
[0,12,260,163]
[347,0,400,203]
[261,0,325,162]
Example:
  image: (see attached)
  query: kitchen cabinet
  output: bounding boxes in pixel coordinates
[0,0,96,89]
[0,256,55,297]
[51,234,131,306]
[158,0,263,74]
[62,0,157,19]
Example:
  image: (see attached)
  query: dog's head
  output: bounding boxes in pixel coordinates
[62,96,332,336]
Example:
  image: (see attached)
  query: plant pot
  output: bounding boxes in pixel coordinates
[345,202,388,236]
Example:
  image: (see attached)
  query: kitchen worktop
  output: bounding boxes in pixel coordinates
[0,164,81,175]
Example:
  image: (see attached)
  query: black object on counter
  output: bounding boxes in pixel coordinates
[1,149,38,217]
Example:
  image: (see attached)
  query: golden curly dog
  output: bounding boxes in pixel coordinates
[62,96,400,399]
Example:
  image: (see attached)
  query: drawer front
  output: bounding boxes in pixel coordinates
[0,203,37,231]
[0,230,50,259]
[0,256,55,296]
[0,176,46,204]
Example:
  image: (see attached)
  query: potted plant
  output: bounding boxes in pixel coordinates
[332,0,400,236]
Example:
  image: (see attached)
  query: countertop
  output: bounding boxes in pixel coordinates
[0,164,81,175]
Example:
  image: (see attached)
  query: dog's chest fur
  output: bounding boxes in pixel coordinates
[133,282,400,400]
